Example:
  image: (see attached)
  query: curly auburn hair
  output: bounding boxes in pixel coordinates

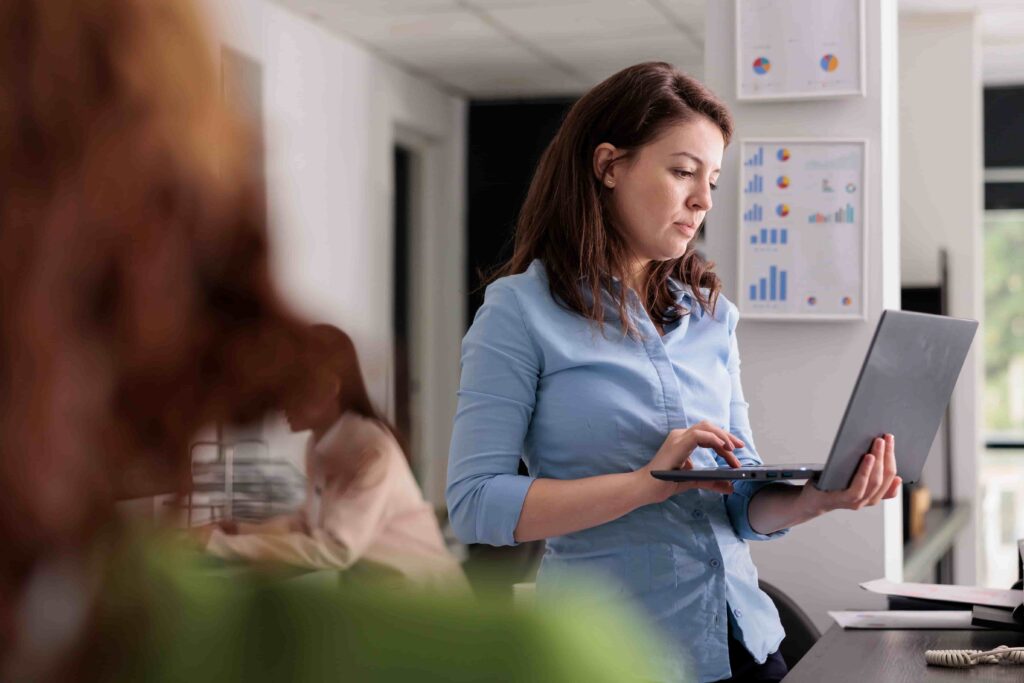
[0,0,306,649]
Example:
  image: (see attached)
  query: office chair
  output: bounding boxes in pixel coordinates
[461,539,544,600]
[758,579,821,668]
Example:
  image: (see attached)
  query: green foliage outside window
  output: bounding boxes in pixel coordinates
[984,211,1024,435]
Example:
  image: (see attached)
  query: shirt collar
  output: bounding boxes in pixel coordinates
[576,271,704,320]
[667,277,703,320]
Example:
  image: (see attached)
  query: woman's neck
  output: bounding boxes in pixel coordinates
[622,259,651,296]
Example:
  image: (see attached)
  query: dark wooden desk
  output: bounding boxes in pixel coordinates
[785,625,1024,681]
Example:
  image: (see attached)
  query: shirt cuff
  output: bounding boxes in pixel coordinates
[474,473,535,546]
[726,481,793,541]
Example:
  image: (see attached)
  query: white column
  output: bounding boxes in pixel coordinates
[704,1,902,630]
[899,11,983,584]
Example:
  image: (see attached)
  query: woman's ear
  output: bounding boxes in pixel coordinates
[593,143,620,188]
[328,375,342,401]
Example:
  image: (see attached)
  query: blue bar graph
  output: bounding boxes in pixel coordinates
[808,204,856,224]
[743,204,763,222]
[744,147,764,167]
[749,265,788,302]
[744,175,763,193]
[751,228,788,245]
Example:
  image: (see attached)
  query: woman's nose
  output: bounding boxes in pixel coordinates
[688,185,713,212]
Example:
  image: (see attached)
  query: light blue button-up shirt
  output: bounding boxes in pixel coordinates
[447,260,788,682]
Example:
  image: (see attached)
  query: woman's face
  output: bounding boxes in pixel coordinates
[598,116,724,271]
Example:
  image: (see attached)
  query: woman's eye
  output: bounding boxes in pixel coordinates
[674,169,717,191]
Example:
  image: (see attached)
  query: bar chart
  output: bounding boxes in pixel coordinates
[745,175,764,193]
[743,204,764,221]
[748,266,788,302]
[750,228,788,245]
[745,147,764,167]
[807,203,855,224]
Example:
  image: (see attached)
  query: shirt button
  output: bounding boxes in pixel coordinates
[734,608,743,618]
[709,559,721,569]
[692,509,704,519]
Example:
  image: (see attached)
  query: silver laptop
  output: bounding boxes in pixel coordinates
[652,310,978,492]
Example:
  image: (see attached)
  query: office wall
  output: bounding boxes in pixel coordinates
[202,0,466,504]
[899,12,983,583]
[703,2,902,630]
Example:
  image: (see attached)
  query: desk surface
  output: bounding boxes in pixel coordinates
[785,625,1024,681]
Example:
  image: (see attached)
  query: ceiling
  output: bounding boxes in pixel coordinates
[272,0,705,97]
[274,0,1024,98]
[902,0,1024,85]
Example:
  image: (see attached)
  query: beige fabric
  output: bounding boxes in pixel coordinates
[207,412,467,591]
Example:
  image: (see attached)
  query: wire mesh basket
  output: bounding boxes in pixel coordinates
[183,432,304,527]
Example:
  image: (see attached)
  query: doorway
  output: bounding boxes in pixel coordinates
[393,144,414,454]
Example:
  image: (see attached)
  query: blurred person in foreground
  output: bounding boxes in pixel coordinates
[199,324,468,591]
[0,0,675,681]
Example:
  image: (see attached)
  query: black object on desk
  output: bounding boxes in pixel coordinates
[972,604,1024,631]
[784,626,1024,681]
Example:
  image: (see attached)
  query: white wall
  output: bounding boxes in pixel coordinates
[202,0,466,505]
[900,11,983,583]
[704,2,903,630]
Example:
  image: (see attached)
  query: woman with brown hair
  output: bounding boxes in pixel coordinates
[202,324,467,589]
[447,62,901,683]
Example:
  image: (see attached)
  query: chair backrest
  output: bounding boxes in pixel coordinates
[758,579,821,669]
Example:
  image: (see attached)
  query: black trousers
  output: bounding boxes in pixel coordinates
[712,624,788,683]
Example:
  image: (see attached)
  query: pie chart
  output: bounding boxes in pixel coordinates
[776,203,790,217]
[776,175,790,189]
[820,54,839,72]
[753,57,771,75]
[777,148,790,161]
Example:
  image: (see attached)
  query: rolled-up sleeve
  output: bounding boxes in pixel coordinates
[446,282,540,546]
[721,305,789,542]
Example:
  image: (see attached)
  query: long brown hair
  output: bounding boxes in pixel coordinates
[305,324,411,464]
[491,62,733,336]
[0,0,305,660]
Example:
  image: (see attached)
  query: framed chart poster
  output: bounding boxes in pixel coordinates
[736,0,865,101]
[737,139,867,321]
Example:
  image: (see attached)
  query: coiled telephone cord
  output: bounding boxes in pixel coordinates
[925,645,1024,668]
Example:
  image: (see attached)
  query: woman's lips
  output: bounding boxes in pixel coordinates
[675,222,696,235]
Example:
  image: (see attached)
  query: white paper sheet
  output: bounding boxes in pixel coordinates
[829,610,980,630]
[737,140,865,320]
[860,578,1023,609]
[737,0,863,100]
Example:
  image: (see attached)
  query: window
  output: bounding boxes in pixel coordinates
[980,208,1024,588]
